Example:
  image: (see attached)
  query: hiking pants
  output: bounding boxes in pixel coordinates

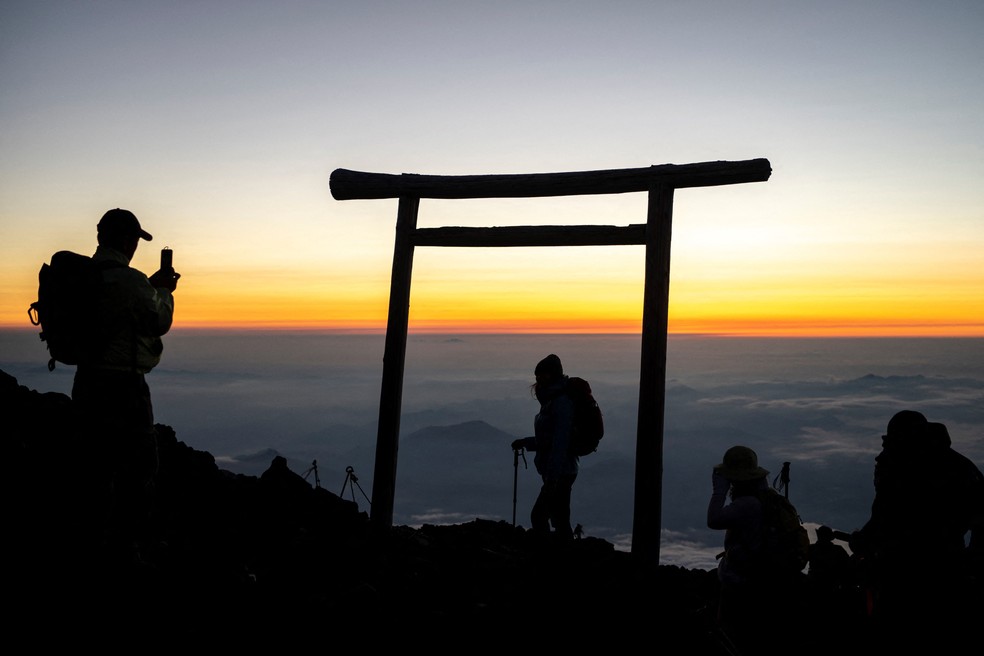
[531,474,577,538]
[71,368,159,552]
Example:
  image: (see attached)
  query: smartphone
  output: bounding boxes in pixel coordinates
[161,247,173,270]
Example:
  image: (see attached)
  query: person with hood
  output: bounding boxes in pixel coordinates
[850,410,984,641]
[511,354,578,541]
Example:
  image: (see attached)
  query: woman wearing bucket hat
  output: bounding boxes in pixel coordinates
[708,446,771,580]
[706,445,781,652]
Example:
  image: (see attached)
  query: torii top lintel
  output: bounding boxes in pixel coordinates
[330,158,771,201]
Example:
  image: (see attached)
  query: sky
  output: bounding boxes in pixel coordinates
[1,1,983,336]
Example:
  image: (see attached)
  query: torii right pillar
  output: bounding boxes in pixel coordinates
[634,180,675,565]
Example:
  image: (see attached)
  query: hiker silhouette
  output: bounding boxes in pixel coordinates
[850,410,984,646]
[510,354,578,542]
[808,525,854,591]
[806,525,865,632]
[707,445,806,653]
[69,208,180,567]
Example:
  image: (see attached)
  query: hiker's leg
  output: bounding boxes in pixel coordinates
[112,423,158,559]
[110,376,158,561]
[75,370,159,562]
[530,481,552,533]
[71,369,127,553]
[549,475,576,539]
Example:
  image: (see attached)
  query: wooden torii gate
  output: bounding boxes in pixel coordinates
[329,158,772,564]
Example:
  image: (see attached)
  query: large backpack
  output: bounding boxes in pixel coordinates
[755,487,811,577]
[28,251,120,371]
[565,376,604,457]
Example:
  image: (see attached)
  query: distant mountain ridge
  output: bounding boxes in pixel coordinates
[405,419,516,443]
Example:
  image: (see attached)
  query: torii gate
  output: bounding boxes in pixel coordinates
[329,158,771,564]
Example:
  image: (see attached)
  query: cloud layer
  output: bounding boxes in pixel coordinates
[4,330,982,569]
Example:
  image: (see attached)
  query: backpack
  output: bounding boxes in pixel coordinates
[565,376,604,457]
[27,251,120,371]
[754,487,810,577]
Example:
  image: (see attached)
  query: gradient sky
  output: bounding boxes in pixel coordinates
[2,1,983,335]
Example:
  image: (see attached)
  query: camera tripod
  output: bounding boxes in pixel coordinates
[302,459,321,488]
[341,466,371,508]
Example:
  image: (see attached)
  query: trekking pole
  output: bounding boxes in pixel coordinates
[773,461,791,500]
[512,446,527,527]
[512,448,518,526]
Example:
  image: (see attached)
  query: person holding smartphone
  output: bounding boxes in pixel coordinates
[70,207,180,568]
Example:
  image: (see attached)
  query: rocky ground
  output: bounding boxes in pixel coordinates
[3,369,974,652]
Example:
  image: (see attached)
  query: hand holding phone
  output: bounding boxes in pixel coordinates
[151,247,179,291]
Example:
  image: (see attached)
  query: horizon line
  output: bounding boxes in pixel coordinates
[5,325,984,339]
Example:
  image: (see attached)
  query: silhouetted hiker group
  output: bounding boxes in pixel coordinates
[704,411,983,653]
[849,410,984,647]
[504,356,983,649]
[67,208,181,567]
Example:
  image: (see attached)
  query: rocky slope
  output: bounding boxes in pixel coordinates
[3,369,971,651]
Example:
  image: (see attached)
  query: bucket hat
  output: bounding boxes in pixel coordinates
[714,445,769,482]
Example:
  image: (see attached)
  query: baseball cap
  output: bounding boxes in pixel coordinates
[97,208,153,241]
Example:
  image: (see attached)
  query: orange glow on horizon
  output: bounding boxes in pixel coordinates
[131,316,984,338]
[5,264,983,337]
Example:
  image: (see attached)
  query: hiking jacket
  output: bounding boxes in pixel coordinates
[707,477,768,585]
[84,244,174,373]
[518,376,579,481]
[857,427,984,566]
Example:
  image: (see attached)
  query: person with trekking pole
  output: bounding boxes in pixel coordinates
[512,442,527,527]
[510,354,578,544]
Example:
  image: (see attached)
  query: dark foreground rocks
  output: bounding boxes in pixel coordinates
[3,369,976,652]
